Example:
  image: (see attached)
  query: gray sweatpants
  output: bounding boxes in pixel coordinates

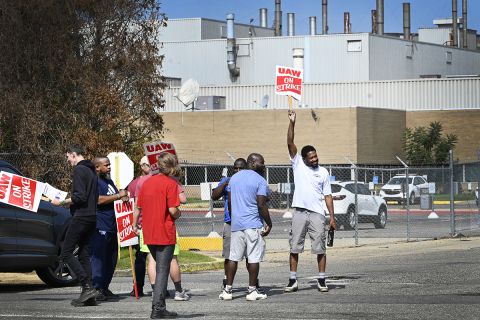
[148,244,174,311]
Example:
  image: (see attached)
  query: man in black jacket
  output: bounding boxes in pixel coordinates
[54,145,99,305]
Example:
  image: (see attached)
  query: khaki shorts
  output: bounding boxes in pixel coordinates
[229,228,265,263]
[140,230,180,256]
[222,223,231,259]
[289,208,327,255]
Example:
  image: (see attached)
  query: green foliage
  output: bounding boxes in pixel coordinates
[403,122,458,165]
[0,0,167,188]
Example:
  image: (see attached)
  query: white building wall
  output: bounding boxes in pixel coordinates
[369,36,480,80]
[162,78,480,112]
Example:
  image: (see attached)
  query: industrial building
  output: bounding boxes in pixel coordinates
[159,0,480,165]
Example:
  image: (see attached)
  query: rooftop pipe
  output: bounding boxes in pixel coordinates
[309,16,317,35]
[275,0,282,36]
[376,0,384,35]
[322,0,328,34]
[226,14,239,78]
[287,13,295,36]
[452,0,458,46]
[462,0,468,48]
[259,8,268,28]
[403,3,411,40]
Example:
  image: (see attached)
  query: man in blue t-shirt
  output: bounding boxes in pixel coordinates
[211,158,247,289]
[218,153,272,301]
[91,157,128,301]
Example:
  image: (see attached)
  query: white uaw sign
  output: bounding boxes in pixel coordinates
[275,65,303,101]
[115,198,138,247]
[143,141,177,174]
[0,171,44,213]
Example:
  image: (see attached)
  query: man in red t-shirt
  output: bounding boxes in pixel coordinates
[133,152,181,319]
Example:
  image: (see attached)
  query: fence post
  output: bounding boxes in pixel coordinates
[354,165,359,246]
[449,150,456,236]
[396,156,410,242]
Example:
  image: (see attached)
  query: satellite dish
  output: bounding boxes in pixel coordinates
[260,94,269,108]
[176,79,200,111]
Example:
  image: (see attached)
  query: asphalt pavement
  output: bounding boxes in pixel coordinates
[1,236,479,320]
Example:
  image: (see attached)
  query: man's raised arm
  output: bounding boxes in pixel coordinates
[287,110,297,158]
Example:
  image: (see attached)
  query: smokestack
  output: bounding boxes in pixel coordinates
[322,0,328,34]
[462,0,468,48]
[259,8,268,28]
[287,13,295,36]
[376,0,384,35]
[309,16,317,35]
[452,0,458,46]
[403,3,411,40]
[371,9,377,34]
[344,12,351,34]
[275,0,282,36]
[226,14,239,78]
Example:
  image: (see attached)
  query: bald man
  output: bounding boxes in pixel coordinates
[90,157,128,301]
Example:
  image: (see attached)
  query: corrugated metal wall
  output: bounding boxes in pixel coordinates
[163,78,480,112]
[369,36,480,80]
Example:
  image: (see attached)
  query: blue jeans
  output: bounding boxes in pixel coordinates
[90,230,118,290]
[148,245,174,311]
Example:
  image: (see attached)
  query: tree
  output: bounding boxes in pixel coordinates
[0,1,167,187]
[403,122,458,165]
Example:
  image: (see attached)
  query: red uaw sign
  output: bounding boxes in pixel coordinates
[115,198,139,247]
[143,141,177,174]
[0,171,45,212]
[275,65,303,101]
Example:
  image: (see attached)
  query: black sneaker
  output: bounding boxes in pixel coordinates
[95,289,107,301]
[71,296,97,307]
[103,289,119,300]
[78,284,99,303]
[150,308,178,319]
[284,278,298,292]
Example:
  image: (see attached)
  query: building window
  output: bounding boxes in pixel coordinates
[446,51,452,64]
[347,40,362,52]
[405,44,413,59]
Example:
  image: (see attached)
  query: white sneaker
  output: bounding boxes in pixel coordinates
[284,279,298,292]
[246,289,267,301]
[174,289,190,301]
[317,278,329,292]
[218,289,233,300]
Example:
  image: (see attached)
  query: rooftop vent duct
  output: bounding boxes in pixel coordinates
[293,48,304,70]
[275,0,282,36]
[462,0,467,48]
[322,0,328,34]
[259,8,268,28]
[371,9,377,34]
[376,0,384,35]
[452,0,458,46]
[403,2,411,40]
[344,12,351,33]
[287,13,295,36]
[309,16,317,35]
[226,13,239,78]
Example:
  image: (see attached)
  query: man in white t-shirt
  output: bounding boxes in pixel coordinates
[284,109,336,293]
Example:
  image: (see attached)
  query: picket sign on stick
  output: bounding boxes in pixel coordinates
[275,65,303,110]
[143,141,177,174]
[114,198,140,299]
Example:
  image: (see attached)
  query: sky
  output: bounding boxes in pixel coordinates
[160,0,480,35]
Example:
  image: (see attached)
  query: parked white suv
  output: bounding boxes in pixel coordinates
[379,175,428,205]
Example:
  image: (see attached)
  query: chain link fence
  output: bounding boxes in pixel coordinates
[1,152,479,250]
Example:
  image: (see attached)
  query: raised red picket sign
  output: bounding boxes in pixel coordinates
[275,65,303,101]
[0,171,44,212]
[143,141,177,174]
[115,198,139,247]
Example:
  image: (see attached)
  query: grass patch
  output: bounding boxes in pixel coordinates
[116,248,222,273]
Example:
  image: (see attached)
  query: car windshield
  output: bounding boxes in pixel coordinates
[387,177,413,185]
